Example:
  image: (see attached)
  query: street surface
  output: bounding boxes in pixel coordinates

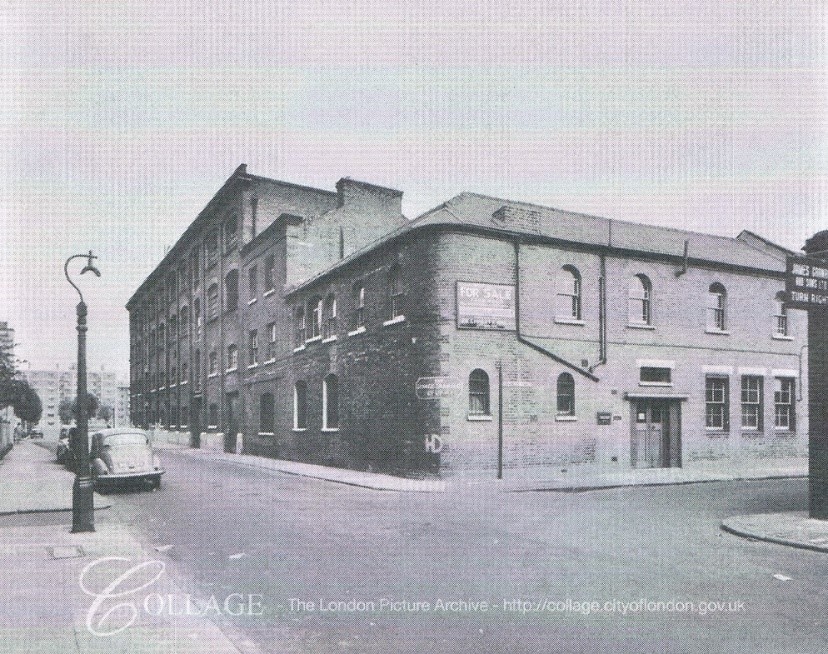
[12,441,828,653]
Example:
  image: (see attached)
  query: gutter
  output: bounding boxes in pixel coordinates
[513,240,599,382]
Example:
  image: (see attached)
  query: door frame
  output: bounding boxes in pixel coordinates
[626,394,685,469]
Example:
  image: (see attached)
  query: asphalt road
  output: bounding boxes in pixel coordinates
[93,449,826,654]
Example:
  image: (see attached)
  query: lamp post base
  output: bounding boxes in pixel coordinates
[71,477,95,533]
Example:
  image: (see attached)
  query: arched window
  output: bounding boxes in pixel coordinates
[774,291,788,336]
[353,283,365,329]
[207,284,219,320]
[224,269,239,312]
[194,298,202,335]
[628,275,652,325]
[389,265,403,319]
[707,282,727,331]
[469,369,490,416]
[324,294,337,339]
[556,373,575,416]
[309,296,323,339]
[555,266,581,320]
[294,381,307,429]
[260,393,275,434]
[323,374,339,429]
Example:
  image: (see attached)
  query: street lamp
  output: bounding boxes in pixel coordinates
[64,251,101,533]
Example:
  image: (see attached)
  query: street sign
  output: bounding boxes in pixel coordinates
[415,377,460,399]
[786,255,828,309]
[456,282,516,331]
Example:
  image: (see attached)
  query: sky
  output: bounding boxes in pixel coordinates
[0,0,826,380]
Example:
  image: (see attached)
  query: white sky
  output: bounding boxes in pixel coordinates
[1,0,826,379]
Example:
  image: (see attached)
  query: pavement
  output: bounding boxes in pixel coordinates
[0,441,250,654]
[722,512,828,554]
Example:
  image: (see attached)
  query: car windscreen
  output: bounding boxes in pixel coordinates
[103,433,148,447]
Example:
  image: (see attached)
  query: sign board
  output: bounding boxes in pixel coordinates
[786,256,828,309]
[416,377,461,400]
[456,282,516,331]
[596,412,612,425]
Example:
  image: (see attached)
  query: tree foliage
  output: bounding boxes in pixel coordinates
[98,404,113,423]
[13,382,42,423]
[71,393,99,420]
[59,399,75,424]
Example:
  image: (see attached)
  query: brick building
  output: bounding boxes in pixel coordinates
[128,166,808,477]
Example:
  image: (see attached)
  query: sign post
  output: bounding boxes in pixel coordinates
[789,234,828,519]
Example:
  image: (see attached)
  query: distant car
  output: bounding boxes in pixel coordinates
[90,428,164,490]
[29,429,43,439]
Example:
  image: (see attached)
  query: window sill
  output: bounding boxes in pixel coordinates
[292,428,307,432]
[348,326,366,336]
[627,323,655,330]
[207,425,218,430]
[772,334,794,341]
[263,289,276,297]
[554,318,585,326]
[321,427,340,432]
[383,315,406,326]
[467,414,493,421]
[741,431,764,438]
[774,430,796,437]
[208,373,218,379]
[639,382,673,387]
[264,358,276,365]
[293,345,306,353]
[305,335,322,344]
[705,329,730,336]
[555,415,578,422]
[226,367,238,373]
[247,363,258,369]
[258,432,275,437]
[180,380,188,385]
[322,335,338,343]
[247,298,257,305]
[705,430,729,437]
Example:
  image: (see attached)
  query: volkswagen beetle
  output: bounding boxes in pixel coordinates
[90,428,164,490]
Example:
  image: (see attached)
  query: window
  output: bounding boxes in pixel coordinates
[180,306,189,336]
[324,294,337,339]
[178,266,187,293]
[555,266,581,320]
[389,265,403,319]
[250,198,258,238]
[181,362,188,384]
[323,374,339,430]
[741,376,763,431]
[293,381,307,429]
[194,298,202,336]
[705,376,729,430]
[168,316,177,342]
[640,367,671,384]
[207,232,219,267]
[208,350,218,376]
[774,378,795,430]
[193,350,201,391]
[157,324,165,351]
[248,265,258,300]
[469,369,490,416]
[264,254,275,291]
[170,365,177,386]
[207,284,219,321]
[260,392,274,434]
[556,373,575,416]
[226,344,238,371]
[309,297,323,339]
[224,270,238,312]
[707,283,727,331]
[353,284,365,330]
[248,330,258,366]
[294,305,306,347]
[267,322,276,360]
[774,292,788,336]
[224,214,238,252]
[628,275,652,325]
[208,403,218,428]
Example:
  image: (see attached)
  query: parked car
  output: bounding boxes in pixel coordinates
[89,428,164,490]
[28,429,43,439]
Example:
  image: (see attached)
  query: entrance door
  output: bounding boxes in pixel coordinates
[224,393,238,453]
[632,400,680,468]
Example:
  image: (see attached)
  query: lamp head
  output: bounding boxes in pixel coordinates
[80,251,101,277]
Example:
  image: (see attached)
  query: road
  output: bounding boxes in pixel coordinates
[83,449,827,654]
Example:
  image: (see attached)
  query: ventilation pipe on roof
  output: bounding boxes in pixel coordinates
[675,240,689,277]
[513,240,599,382]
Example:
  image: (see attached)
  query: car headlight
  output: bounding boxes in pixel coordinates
[152,455,161,470]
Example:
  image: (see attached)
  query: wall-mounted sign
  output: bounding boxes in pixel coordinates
[596,412,612,425]
[456,282,516,331]
[416,377,461,400]
[786,256,828,309]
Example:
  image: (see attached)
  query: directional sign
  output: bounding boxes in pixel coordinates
[786,255,828,309]
[415,377,460,400]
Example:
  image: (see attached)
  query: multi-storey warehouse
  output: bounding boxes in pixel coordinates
[128,165,807,477]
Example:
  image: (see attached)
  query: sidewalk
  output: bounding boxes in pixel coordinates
[151,435,807,493]
[722,512,828,554]
[0,441,248,654]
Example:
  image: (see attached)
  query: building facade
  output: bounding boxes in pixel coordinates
[23,366,123,428]
[128,166,808,477]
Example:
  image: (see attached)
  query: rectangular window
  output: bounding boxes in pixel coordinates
[208,351,217,376]
[640,367,671,384]
[310,299,322,339]
[207,285,219,321]
[264,254,275,290]
[705,376,729,430]
[207,232,219,268]
[774,378,795,431]
[267,322,276,360]
[226,345,237,371]
[294,307,306,347]
[248,266,258,299]
[249,330,258,366]
[741,376,763,431]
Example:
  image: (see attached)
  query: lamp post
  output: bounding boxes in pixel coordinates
[64,251,101,533]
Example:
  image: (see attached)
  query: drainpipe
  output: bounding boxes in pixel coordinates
[513,240,598,382]
[590,253,608,374]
